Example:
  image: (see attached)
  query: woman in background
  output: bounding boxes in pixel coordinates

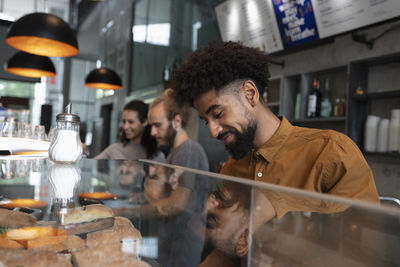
[95,100,164,161]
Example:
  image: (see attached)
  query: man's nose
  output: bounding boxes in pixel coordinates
[148,165,157,176]
[208,121,222,139]
[150,126,157,137]
[205,194,219,211]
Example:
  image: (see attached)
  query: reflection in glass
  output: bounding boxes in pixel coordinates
[47,163,81,223]
[0,159,16,179]
[31,158,45,172]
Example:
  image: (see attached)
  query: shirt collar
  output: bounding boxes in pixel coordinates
[255,116,293,163]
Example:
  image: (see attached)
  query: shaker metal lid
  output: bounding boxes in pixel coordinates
[56,113,80,122]
[56,103,80,122]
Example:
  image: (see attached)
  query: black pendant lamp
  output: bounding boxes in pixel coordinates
[84,67,122,90]
[5,51,56,78]
[6,12,78,57]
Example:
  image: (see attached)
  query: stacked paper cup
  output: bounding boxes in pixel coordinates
[376,119,389,152]
[389,109,400,153]
[364,115,380,152]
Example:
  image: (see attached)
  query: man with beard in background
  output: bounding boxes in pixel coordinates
[146,90,209,267]
[148,88,209,174]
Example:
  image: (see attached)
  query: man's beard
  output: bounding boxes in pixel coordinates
[159,123,177,149]
[208,230,238,258]
[218,120,257,160]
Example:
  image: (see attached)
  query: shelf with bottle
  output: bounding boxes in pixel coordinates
[282,66,348,125]
[348,53,400,151]
[304,67,347,119]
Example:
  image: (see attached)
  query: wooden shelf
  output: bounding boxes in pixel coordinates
[291,117,346,123]
[352,90,400,101]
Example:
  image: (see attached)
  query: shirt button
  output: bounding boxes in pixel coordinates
[255,151,260,156]
[257,172,262,178]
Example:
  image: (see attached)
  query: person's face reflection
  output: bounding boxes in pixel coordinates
[203,186,248,257]
[144,165,171,203]
[119,161,140,186]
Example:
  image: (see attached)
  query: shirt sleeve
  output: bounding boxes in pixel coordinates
[263,190,349,219]
[268,135,380,218]
[319,134,380,203]
[94,145,112,159]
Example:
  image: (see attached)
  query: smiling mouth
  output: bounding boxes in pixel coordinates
[219,132,234,146]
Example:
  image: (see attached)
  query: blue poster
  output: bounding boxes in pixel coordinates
[272,0,319,49]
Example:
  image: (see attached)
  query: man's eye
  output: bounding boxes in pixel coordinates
[206,214,218,229]
[213,112,222,119]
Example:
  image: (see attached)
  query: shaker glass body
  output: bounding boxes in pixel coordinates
[49,119,82,163]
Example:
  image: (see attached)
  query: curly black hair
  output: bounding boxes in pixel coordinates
[171,41,271,106]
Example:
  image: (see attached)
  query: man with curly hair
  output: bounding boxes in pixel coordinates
[171,41,379,211]
[170,41,379,265]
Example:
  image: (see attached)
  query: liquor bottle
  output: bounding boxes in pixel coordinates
[307,78,321,117]
[320,79,332,117]
[334,98,346,117]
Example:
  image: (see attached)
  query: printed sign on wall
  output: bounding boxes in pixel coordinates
[272,0,319,49]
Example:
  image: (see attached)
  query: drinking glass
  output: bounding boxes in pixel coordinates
[34,125,46,140]
[18,122,33,138]
[47,126,56,142]
[1,117,17,137]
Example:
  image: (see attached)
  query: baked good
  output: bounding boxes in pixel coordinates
[1,226,67,249]
[86,216,141,248]
[72,243,149,267]
[0,208,37,228]
[0,237,25,249]
[28,235,85,252]
[62,204,115,235]
[62,204,114,225]
[5,226,66,240]
[0,248,72,267]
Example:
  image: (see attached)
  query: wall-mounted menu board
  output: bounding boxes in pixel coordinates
[215,0,400,54]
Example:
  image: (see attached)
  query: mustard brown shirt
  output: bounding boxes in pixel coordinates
[220,116,379,218]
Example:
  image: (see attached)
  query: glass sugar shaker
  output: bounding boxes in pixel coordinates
[49,104,82,163]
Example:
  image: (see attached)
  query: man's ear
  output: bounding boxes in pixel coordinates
[172,114,182,129]
[235,228,250,257]
[242,80,260,107]
[169,169,183,190]
[169,173,179,190]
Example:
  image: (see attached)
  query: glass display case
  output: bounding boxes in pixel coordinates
[0,158,399,267]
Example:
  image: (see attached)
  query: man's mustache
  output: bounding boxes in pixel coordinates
[217,129,237,141]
